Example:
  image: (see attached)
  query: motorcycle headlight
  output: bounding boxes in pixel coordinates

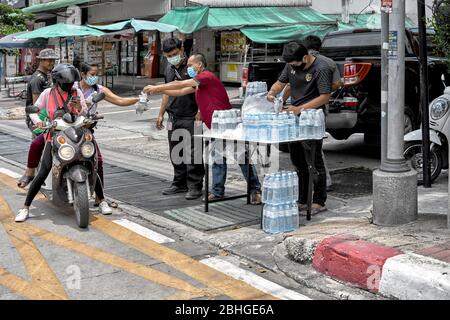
[431,99,450,120]
[58,145,75,161]
[81,142,95,158]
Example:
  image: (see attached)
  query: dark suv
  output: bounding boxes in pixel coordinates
[320,28,449,144]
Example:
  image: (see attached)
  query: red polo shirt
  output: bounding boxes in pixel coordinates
[194,70,231,128]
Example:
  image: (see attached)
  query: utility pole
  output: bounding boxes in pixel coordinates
[417,0,432,187]
[380,8,389,170]
[373,0,418,226]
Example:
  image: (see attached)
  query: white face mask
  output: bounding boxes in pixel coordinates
[167,54,182,66]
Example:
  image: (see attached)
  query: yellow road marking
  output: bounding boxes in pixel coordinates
[90,216,276,300]
[0,171,276,300]
[0,194,215,299]
[0,267,63,300]
[0,173,46,201]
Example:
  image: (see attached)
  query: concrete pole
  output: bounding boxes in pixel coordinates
[373,0,418,226]
[341,0,350,24]
[380,10,389,171]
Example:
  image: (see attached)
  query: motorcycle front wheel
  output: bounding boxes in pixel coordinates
[73,181,89,228]
[403,141,443,185]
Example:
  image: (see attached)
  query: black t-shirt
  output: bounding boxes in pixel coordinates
[278,55,333,108]
[26,70,50,107]
[164,61,198,119]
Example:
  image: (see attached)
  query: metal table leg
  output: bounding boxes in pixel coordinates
[204,138,211,212]
[246,141,251,205]
[304,141,317,221]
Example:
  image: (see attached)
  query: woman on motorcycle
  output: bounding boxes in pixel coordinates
[16,64,98,222]
[73,62,140,210]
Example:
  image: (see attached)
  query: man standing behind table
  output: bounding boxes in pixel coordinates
[156,38,205,200]
[144,53,262,204]
[268,41,333,215]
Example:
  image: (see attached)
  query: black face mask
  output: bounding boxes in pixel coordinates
[60,83,74,92]
[291,63,306,72]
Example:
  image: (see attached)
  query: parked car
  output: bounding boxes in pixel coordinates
[321,28,449,144]
[236,28,449,146]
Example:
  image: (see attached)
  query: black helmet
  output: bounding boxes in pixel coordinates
[51,63,80,85]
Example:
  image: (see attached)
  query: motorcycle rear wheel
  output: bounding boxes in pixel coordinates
[403,141,442,185]
[73,181,89,228]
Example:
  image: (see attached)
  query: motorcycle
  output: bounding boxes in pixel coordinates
[404,75,450,184]
[41,92,105,228]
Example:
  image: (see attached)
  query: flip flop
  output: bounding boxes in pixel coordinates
[299,205,327,216]
[17,175,34,188]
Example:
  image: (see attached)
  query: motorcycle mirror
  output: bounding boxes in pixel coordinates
[63,113,74,123]
[25,105,40,114]
[91,92,106,104]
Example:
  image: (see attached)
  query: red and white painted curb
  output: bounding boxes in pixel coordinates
[311,235,450,300]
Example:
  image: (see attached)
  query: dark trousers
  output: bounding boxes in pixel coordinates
[167,117,204,191]
[288,140,327,207]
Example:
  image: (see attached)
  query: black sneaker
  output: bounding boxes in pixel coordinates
[162,186,188,195]
[185,189,203,200]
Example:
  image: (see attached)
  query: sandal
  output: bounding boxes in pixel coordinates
[17,175,34,188]
[299,204,327,216]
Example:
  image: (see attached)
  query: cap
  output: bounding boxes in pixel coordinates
[36,49,59,60]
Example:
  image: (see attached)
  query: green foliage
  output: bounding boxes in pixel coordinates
[0,3,32,35]
[431,0,450,68]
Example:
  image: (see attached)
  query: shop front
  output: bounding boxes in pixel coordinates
[159,5,338,84]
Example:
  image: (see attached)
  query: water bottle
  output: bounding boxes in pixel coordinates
[273,174,281,205]
[218,112,225,133]
[287,172,293,202]
[316,109,325,139]
[313,110,321,139]
[306,111,315,139]
[281,172,288,203]
[292,202,299,230]
[212,111,219,133]
[284,204,293,232]
[292,171,299,201]
[299,112,308,139]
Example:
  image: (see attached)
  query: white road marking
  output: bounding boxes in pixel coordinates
[200,257,311,300]
[113,218,175,244]
[0,167,21,179]
[102,107,160,115]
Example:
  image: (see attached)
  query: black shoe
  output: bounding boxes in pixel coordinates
[162,186,188,195]
[185,190,203,200]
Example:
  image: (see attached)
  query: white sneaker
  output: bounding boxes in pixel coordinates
[98,201,112,215]
[15,208,29,222]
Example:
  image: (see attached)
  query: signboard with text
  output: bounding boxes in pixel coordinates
[381,0,393,13]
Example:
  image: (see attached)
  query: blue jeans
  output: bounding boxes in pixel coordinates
[212,158,261,197]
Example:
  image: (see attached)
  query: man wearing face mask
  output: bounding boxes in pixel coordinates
[267,41,333,216]
[143,53,262,204]
[155,38,204,200]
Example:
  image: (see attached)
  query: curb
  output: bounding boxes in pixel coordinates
[285,234,450,300]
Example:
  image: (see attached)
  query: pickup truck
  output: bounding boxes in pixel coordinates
[239,28,449,145]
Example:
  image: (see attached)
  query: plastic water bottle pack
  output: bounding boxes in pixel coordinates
[262,171,300,234]
[245,81,268,98]
[211,110,242,134]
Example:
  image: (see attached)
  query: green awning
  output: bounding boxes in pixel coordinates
[17,23,105,39]
[241,24,338,44]
[159,6,335,33]
[158,6,209,34]
[22,0,91,14]
[326,14,417,30]
[88,19,177,33]
[208,6,335,29]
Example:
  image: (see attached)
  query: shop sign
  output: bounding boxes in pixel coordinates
[226,64,238,81]
[388,30,398,59]
[221,31,246,53]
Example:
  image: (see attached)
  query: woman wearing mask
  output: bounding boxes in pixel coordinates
[15,64,89,222]
[73,62,140,211]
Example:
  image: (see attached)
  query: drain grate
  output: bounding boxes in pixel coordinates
[329,167,373,199]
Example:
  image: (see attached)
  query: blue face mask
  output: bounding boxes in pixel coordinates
[85,76,98,86]
[187,66,197,78]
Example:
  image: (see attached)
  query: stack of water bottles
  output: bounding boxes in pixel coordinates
[245,82,268,98]
[242,109,325,142]
[262,171,299,234]
[211,110,242,134]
